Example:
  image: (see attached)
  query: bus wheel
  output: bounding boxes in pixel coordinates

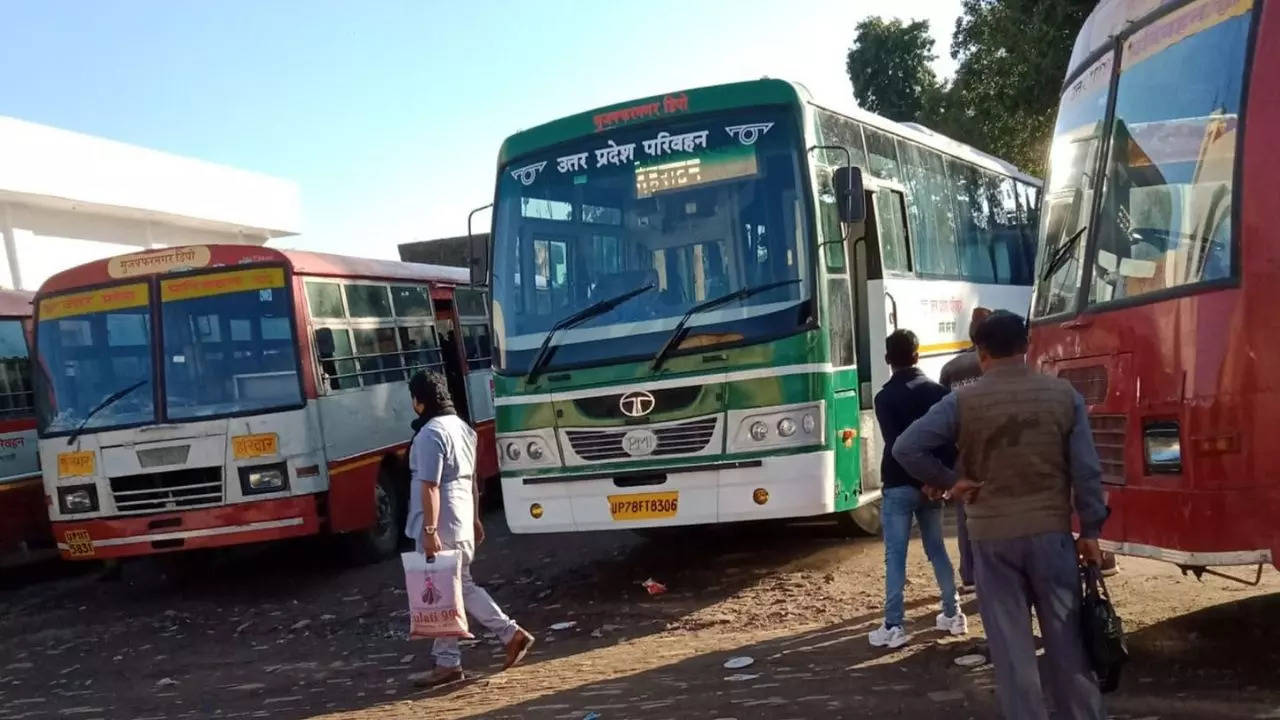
[355,473,403,563]
[837,500,882,536]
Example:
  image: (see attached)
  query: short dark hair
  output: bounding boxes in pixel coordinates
[885,329,919,368]
[972,310,1028,358]
[969,307,992,344]
[409,371,456,417]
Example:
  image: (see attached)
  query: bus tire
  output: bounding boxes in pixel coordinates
[838,500,882,536]
[355,472,403,563]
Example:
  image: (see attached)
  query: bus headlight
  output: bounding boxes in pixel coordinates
[58,485,98,514]
[239,464,288,494]
[750,421,769,441]
[730,402,824,453]
[498,431,560,470]
[1143,422,1182,474]
[777,418,797,437]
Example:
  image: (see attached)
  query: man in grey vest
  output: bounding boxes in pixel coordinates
[893,310,1107,720]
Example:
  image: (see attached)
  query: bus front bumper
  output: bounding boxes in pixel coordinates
[503,450,837,533]
[51,495,322,561]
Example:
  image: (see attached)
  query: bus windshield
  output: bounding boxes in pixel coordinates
[35,268,304,435]
[160,267,302,420]
[491,106,812,373]
[36,283,156,434]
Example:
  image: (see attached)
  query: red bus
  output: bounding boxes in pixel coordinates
[0,289,53,568]
[33,245,497,562]
[1029,0,1278,575]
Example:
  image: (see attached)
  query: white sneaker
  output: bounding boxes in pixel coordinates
[869,623,911,648]
[936,610,969,636]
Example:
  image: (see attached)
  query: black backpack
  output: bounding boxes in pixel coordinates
[1080,563,1129,693]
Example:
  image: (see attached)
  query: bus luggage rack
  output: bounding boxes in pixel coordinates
[109,467,224,515]
[565,416,719,462]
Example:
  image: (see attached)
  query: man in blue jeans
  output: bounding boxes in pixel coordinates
[869,329,966,649]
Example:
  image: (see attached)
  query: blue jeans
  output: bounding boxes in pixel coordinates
[881,485,959,628]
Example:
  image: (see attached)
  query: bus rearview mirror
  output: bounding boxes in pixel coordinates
[834,166,865,224]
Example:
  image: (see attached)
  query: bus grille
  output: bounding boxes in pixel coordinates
[565,416,719,462]
[1060,365,1109,405]
[109,467,224,515]
[1089,415,1126,484]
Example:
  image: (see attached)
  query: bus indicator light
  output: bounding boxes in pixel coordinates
[753,488,769,505]
[530,503,544,519]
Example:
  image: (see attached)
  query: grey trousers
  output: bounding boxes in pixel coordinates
[972,532,1104,720]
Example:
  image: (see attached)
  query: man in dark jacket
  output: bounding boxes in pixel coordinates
[868,329,966,649]
[938,306,991,592]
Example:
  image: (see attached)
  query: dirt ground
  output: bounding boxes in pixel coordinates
[1,509,1278,720]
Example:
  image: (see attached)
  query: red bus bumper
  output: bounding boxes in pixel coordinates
[0,477,55,567]
[51,494,323,561]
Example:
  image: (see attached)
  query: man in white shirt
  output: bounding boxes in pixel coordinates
[406,372,533,687]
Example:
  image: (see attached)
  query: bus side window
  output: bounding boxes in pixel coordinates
[0,319,32,417]
[314,326,358,390]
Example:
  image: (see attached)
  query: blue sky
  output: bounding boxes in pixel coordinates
[1,0,961,258]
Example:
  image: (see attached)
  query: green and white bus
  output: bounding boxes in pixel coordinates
[486,79,1040,534]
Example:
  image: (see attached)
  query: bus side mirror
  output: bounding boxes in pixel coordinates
[834,166,865,223]
[315,328,336,358]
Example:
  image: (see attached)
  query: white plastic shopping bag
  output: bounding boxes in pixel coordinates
[402,550,472,639]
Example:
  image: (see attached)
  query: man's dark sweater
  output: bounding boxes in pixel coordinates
[873,367,955,489]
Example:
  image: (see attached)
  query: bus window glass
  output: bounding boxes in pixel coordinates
[306,281,345,318]
[352,327,403,385]
[816,167,846,271]
[1031,52,1114,317]
[1089,0,1250,305]
[37,285,156,434]
[344,284,393,319]
[948,160,997,283]
[901,142,960,277]
[463,324,493,369]
[827,277,855,367]
[0,320,32,417]
[316,326,358,390]
[391,285,433,317]
[582,204,622,225]
[399,325,443,373]
[814,109,868,169]
[161,269,302,421]
[876,189,910,274]
[864,127,902,182]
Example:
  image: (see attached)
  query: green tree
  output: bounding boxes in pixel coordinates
[846,17,942,123]
[946,0,1094,175]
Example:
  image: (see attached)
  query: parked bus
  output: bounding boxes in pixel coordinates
[484,79,1041,534]
[1029,0,1279,575]
[0,289,52,568]
[34,245,496,561]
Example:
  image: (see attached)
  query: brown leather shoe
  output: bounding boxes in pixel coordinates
[503,627,535,670]
[411,665,464,688]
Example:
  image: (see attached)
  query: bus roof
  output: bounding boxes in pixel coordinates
[36,244,470,296]
[0,288,33,318]
[1067,0,1172,85]
[497,78,1039,185]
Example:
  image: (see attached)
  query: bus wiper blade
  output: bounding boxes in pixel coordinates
[66,379,148,447]
[526,283,655,382]
[651,278,801,372]
[1040,225,1088,282]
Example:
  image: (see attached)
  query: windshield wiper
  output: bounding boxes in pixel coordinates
[526,283,655,382]
[1040,225,1088,282]
[651,279,802,371]
[66,379,148,447]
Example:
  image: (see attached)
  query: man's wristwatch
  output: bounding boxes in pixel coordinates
[423,526,437,536]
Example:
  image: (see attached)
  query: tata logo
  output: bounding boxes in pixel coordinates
[618,390,656,418]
